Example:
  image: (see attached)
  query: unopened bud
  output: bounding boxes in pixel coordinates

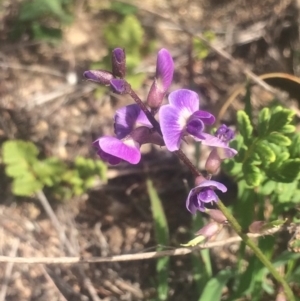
[194,175,206,186]
[110,79,131,94]
[112,48,126,78]
[276,288,286,301]
[195,222,222,238]
[146,79,165,111]
[83,70,114,85]
[205,148,222,175]
[248,221,265,233]
[146,49,174,111]
[205,209,228,224]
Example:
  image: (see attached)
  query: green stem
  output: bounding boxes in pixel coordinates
[217,200,294,301]
[126,84,294,300]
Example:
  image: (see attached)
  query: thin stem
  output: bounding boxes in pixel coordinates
[217,200,294,301]
[127,84,294,300]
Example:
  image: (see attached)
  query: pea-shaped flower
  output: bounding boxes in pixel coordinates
[93,104,164,165]
[186,180,227,213]
[159,89,215,151]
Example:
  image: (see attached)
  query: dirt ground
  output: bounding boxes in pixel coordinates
[0,0,300,300]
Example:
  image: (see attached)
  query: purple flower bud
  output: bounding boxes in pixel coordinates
[112,48,126,78]
[146,49,174,110]
[110,79,131,94]
[83,70,114,86]
[276,289,286,301]
[205,148,222,174]
[248,221,265,233]
[215,124,235,142]
[195,222,222,238]
[205,209,228,224]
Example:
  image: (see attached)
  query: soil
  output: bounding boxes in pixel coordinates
[0,0,299,300]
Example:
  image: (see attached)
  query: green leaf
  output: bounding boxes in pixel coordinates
[110,1,137,15]
[104,15,144,55]
[12,174,43,196]
[198,269,233,301]
[290,132,300,158]
[266,132,291,146]
[268,106,295,133]
[237,110,253,145]
[244,82,252,121]
[20,0,67,21]
[255,141,276,164]
[242,162,263,187]
[181,235,206,247]
[234,146,248,163]
[261,219,287,232]
[277,159,300,182]
[147,179,169,301]
[222,160,243,176]
[266,151,290,172]
[281,124,296,134]
[260,180,276,195]
[257,107,270,137]
[3,140,39,165]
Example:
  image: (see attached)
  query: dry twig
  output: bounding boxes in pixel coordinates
[0,239,20,301]
[0,224,295,265]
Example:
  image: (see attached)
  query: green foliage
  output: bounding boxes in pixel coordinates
[237,110,253,145]
[147,179,169,301]
[193,31,216,60]
[10,0,74,42]
[224,105,299,189]
[110,1,137,15]
[198,269,233,301]
[96,10,155,90]
[2,140,107,199]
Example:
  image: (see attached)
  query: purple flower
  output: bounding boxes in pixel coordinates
[186,180,227,214]
[201,124,237,159]
[147,48,174,110]
[94,104,164,165]
[83,70,114,85]
[114,104,152,139]
[159,89,215,151]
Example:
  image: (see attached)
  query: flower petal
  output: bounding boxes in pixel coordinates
[195,180,227,193]
[159,104,184,151]
[198,188,218,203]
[168,89,199,113]
[99,136,141,164]
[93,139,122,165]
[186,193,198,214]
[197,133,237,159]
[191,110,215,125]
[114,104,152,139]
[215,124,235,142]
[186,117,205,139]
[156,48,174,92]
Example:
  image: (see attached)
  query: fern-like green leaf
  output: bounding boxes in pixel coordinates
[237,110,253,145]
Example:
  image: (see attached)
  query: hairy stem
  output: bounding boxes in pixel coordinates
[217,200,294,300]
[127,85,294,300]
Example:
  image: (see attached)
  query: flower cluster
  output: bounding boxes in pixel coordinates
[84,47,238,221]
